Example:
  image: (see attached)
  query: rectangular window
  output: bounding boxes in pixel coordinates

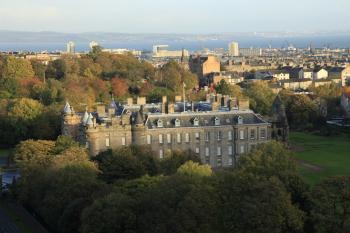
[122,137,126,146]
[240,145,245,154]
[228,131,232,141]
[167,134,171,144]
[260,129,266,139]
[205,147,210,156]
[228,158,233,166]
[228,146,233,155]
[185,133,190,143]
[147,135,151,145]
[217,157,222,166]
[159,149,164,159]
[217,131,222,141]
[195,147,200,154]
[195,132,200,140]
[205,132,210,141]
[105,138,110,147]
[217,147,221,156]
[250,129,255,140]
[239,130,244,140]
[177,133,181,143]
[85,141,89,149]
[159,134,163,144]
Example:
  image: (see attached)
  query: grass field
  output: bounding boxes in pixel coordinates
[290,132,350,185]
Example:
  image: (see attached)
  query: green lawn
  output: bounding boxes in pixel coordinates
[290,132,350,185]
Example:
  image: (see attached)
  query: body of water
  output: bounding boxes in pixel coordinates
[1,35,350,52]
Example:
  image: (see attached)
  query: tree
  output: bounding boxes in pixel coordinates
[309,177,350,233]
[245,81,276,115]
[94,148,146,183]
[215,80,242,97]
[2,56,34,80]
[177,161,212,177]
[30,59,47,81]
[215,173,304,233]
[80,193,138,233]
[138,175,217,233]
[111,77,129,99]
[159,150,201,175]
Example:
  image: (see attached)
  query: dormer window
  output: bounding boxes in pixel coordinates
[157,119,163,128]
[193,117,199,126]
[237,116,243,124]
[175,118,181,127]
[214,117,220,126]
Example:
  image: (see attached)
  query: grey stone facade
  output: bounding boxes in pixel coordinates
[61,95,271,168]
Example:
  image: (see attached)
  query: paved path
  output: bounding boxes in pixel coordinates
[0,206,21,233]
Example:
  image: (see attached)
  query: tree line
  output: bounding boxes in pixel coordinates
[10,137,350,233]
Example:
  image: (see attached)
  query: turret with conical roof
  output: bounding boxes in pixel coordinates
[131,106,146,144]
[61,100,81,139]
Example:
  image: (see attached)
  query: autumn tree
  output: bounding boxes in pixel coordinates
[111,77,129,99]
[1,56,34,80]
[245,81,276,115]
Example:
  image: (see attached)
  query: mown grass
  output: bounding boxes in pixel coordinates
[289,132,350,185]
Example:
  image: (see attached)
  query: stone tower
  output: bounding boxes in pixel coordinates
[61,102,81,140]
[270,95,289,143]
[132,106,146,145]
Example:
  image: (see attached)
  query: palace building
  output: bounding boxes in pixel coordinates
[61,94,283,168]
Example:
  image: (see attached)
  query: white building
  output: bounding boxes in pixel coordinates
[239,48,262,57]
[89,41,99,50]
[66,41,75,54]
[228,42,239,56]
[152,45,189,58]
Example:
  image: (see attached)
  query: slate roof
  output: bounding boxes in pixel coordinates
[145,111,269,129]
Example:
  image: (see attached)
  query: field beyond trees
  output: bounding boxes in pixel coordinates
[290,132,350,185]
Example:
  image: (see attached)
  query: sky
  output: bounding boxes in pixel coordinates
[0,0,349,34]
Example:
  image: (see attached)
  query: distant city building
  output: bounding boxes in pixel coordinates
[66,41,75,54]
[228,41,239,56]
[89,41,99,50]
[152,45,189,58]
[189,54,220,84]
[102,48,142,56]
[239,48,262,57]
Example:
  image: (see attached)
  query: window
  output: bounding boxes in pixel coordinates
[147,135,151,144]
[260,129,266,139]
[205,147,210,156]
[250,129,255,140]
[214,117,220,126]
[85,141,89,149]
[205,132,210,141]
[239,130,245,140]
[185,133,190,143]
[175,119,181,127]
[105,138,110,147]
[159,134,163,144]
[195,132,200,140]
[159,149,164,159]
[217,157,222,166]
[226,118,230,123]
[217,131,222,141]
[228,146,233,155]
[122,137,126,146]
[195,147,200,154]
[157,119,163,128]
[228,158,233,166]
[193,117,199,126]
[240,145,245,154]
[228,131,233,141]
[167,134,171,144]
[177,133,181,143]
[217,147,222,156]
